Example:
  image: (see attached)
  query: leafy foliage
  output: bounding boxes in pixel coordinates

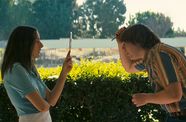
[127,11,173,38]
[0,1,185,40]
[74,0,126,38]
[31,0,76,39]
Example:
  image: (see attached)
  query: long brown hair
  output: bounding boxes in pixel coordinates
[120,24,160,49]
[1,26,37,79]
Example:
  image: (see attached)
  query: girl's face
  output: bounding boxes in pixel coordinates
[117,41,146,61]
[32,31,43,59]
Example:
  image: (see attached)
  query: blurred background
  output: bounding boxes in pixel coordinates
[0,0,186,67]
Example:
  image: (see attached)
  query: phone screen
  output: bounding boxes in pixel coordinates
[69,32,72,51]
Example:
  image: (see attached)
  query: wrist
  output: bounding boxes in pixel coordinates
[61,71,68,77]
[145,93,154,104]
[61,69,68,75]
[58,70,67,79]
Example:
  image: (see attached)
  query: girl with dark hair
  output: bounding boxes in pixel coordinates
[1,26,72,122]
[116,24,186,122]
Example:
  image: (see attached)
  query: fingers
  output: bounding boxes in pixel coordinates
[132,93,147,107]
[116,26,127,37]
[132,97,140,107]
[66,50,71,57]
[68,62,73,69]
[66,51,73,66]
[115,26,127,41]
[65,50,72,61]
[61,50,73,74]
[68,57,73,65]
[66,56,72,62]
[64,50,72,66]
[132,94,137,104]
[63,56,73,73]
[133,94,143,107]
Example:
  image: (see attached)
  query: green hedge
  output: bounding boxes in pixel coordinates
[0,61,166,122]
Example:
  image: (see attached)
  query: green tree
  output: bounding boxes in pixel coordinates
[0,0,33,40]
[127,11,173,38]
[74,0,126,38]
[9,0,33,28]
[0,0,12,40]
[173,28,186,37]
[32,0,76,39]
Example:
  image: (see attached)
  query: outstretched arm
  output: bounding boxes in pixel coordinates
[132,51,183,107]
[132,82,182,107]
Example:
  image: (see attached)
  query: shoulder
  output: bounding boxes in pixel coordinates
[4,63,30,80]
[158,43,183,56]
[4,63,33,85]
[145,43,179,64]
[12,63,28,74]
[154,43,186,67]
[13,63,24,70]
[148,43,184,61]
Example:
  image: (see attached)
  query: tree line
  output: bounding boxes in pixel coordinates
[0,0,185,40]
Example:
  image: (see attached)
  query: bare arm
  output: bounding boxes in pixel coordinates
[26,73,71,111]
[26,91,50,112]
[132,82,182,107]
[145,51,182,105]
[45,51,72,106]
[146,82,182,104]
[45,72,68,106]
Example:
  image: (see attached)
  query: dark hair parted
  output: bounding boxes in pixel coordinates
[1,26,37,79]
[120,24,160,49]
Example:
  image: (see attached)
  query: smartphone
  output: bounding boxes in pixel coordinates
[69,32,72,51]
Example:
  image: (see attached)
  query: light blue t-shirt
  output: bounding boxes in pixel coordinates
[3,63,48,116]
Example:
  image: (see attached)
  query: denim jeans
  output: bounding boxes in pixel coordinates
[166,115,186,122]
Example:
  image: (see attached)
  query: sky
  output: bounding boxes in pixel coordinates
[77,0,186,31]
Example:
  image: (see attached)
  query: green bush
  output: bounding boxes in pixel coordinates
[0,61,166,122]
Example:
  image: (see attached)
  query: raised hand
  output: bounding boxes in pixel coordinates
[62,50,73,74]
